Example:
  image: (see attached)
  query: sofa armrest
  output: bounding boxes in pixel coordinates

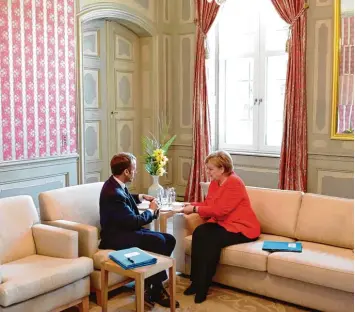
[32,224,78,259]
[172,213,205,273]
[44,220,99,258]
[0,266,2,284]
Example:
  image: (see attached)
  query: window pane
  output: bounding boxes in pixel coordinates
[262,0,289,52]
[219,0,257,58]
[265,55,288,147]
[224,58,254,145]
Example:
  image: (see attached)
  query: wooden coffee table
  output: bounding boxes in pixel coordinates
[101,252,176,312]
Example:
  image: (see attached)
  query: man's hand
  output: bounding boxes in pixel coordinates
[149,199,159,211]
[182,204,194,215]
[143,194,155,202]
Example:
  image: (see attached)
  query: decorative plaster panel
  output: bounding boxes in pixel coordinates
[85,171,101,183]
[180,35,194,128]
[180,0,193,24]
[178,156,191,186]
[115,119,134,153]
[312,140,328,148]
[142,71,151,108]
[341,141,354,150]
[83,30,99,56]
[83,69,100,108]
[312,20,331,134]
[115,35,132,60]
[163,35,172,120]
[317,170,354,198]
[0,0,76,161]
[316,0,332,6]
[115,72,133,108]
[163,0,170,23]
[84,121,100,160]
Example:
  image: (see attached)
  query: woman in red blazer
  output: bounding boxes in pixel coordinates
[181,150,260,303]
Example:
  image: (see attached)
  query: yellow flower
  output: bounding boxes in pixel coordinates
[156,167,166,176]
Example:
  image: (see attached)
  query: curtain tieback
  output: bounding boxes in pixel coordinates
[286,2,309,52]
[194,18,210,59]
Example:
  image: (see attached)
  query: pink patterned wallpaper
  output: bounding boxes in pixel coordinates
[0,0,76,161]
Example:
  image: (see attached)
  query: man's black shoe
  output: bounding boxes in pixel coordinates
[144,289,155,308]
[151,286,180,308]
[183,283,196,296]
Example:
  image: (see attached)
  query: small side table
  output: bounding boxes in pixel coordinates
[101,252,176,312]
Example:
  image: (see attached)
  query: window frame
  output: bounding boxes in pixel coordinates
[209,2,288,156]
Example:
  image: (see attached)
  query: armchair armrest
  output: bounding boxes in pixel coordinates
[32,224,78,259]
[0,266,2,284]
[172,213,206,274]
[44,220,99,258]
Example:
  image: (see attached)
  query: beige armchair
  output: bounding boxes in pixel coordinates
[39,183,133,306]
[0,195,93,312]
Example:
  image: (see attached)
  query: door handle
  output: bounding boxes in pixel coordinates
[258,98,263,105]
[110,111,119,115]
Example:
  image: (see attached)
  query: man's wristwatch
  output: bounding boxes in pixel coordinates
[193,206,197,213]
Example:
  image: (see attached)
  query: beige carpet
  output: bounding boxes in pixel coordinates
[67,276,312,312]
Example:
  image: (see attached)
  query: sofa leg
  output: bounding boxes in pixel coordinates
[96,290,102,306]
[78,296,89,312]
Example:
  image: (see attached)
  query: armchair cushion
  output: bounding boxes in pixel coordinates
[44,220,99,258]
[32,224,78,259]
[0,254,93,307]
[92,249,115,270]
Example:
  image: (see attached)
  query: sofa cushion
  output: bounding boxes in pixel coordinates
[246,187,302,238]
[185,234,296,272]
[267,241,354,293]
[295,193,354,249]
[0,196,38,265]
[39,182,104,228]
[0,254,93,306]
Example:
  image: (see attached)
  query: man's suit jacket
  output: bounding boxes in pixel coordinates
[99,175,155,249]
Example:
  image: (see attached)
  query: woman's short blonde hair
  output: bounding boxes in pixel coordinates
[205,150,233,174]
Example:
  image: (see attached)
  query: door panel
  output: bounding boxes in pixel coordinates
[107,22,141,192]
[82,20,109,183]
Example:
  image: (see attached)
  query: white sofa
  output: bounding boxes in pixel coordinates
[38,182,137,305]
[173,184,354,312]
[0,195,93,312]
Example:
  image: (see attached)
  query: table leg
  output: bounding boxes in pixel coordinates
[169,262,176,312]
[160,215,167,233]
[135,275,145,312]
[101,267,109,312]
[154,218,160,232]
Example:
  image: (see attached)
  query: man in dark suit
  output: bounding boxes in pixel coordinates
[99,152,179,308]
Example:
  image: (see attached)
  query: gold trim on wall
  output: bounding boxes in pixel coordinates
[331,0,354,140]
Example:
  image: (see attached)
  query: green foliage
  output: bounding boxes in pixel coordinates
[141,116,176,176]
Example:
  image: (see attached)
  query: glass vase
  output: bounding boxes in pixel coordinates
[148,175,164,198]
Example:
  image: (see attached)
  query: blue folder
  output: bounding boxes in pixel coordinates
[109,247,157,270]
[262,241,302,253]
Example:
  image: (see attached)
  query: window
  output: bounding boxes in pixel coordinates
[207,0,288,154]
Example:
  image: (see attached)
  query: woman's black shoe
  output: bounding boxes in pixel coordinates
[194,292,207,304]
[183,283,197,296]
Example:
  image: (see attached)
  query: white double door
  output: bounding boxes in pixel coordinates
[82,20,142,192]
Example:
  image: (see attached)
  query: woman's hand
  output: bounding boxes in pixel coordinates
[182,204,195,215]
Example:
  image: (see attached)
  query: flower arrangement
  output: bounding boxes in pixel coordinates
[142,119,176,177]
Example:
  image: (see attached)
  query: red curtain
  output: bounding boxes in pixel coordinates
[271,0,309,192]
[184,1,220,202]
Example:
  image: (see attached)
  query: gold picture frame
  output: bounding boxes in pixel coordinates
[331,0,354,140]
